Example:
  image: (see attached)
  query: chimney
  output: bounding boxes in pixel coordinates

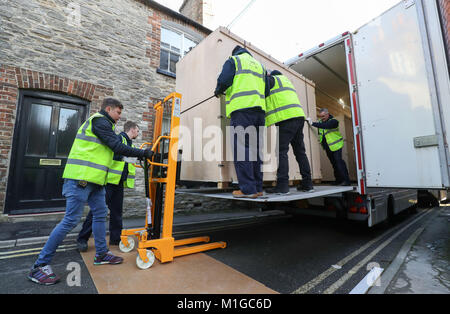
[180,0,214,28]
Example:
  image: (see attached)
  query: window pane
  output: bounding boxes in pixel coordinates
[26,104,52,156]
[170,53,180,73]
[161,27,181,50]
[184,37,197,55]
[57,108,79,158]
[160,49,169,70]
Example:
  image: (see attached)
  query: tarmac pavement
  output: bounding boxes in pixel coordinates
[0,206,448,294]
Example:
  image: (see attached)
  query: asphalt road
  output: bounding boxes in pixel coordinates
[202,207,432,294]
[0,206,434,294]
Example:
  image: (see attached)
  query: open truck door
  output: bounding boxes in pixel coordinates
[351,0,450,190]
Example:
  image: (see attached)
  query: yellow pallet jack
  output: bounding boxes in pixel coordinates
[119,93,226,269]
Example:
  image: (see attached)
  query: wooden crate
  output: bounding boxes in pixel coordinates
[176,27,321,184]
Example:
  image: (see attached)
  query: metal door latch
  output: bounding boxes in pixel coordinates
[413,135,438,148]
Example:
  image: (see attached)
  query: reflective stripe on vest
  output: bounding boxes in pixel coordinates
[62,113,115,186]
[318,119,344,152]
[225,53,266,118]
[265,75,305,126]
[106,134,136,188]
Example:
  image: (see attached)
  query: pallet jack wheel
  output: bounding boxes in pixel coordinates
[136,250,155,270]
[119,237,135,253]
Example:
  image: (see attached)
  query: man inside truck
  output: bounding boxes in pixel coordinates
[307,108,350,186]
[214,45,266,199]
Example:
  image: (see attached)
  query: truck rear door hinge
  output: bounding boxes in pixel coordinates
[358,170,366,180]
[404,0,415,9]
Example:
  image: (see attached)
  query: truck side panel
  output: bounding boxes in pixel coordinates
[417,0,450,186]
[353,1,445,189]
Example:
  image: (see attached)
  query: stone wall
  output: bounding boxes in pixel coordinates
[0,0,220,218]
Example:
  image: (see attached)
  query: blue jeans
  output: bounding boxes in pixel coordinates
[78,183,124,244]
[34,179,108,267]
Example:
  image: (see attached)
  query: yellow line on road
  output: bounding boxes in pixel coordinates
[324,209,437,294]
[291,209,433,294]
[0,244,78,260]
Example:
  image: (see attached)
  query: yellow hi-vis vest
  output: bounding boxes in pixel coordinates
[265,74,305,126]
[318,118,344,152]
[225,53,266,118]
[106,134,136,188]
[63,112,115,186]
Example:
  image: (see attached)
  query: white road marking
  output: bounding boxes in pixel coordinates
[349,267,384,294]
[291,209,433,294]
[324,210,436,294]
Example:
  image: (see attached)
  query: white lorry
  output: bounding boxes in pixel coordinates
[284,0,449,226]
[177,0,448,227]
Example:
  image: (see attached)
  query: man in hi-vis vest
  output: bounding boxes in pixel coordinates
[28,99,153,286]
[307,108,350,186]
[215,45,266,199]
[265,70,314,194]
[77,121,140,252]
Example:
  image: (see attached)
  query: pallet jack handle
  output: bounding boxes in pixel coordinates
[180,95,215,115]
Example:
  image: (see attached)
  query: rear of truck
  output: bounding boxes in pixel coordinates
[286,0,450,226]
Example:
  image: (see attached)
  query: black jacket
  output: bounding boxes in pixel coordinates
[214,47,257,96]
[265,75,275,97]
[311,115,339,130]
[312,114,340,149]
[91,110,145,158]
[116,131,132,184]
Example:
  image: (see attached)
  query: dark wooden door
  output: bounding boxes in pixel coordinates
[6,92,88,214]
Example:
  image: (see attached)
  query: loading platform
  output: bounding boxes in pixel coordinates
[177,185,356,203]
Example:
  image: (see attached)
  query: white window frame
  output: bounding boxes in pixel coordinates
[159,26,198,75]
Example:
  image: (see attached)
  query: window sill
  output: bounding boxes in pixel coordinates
[157,68,176,78]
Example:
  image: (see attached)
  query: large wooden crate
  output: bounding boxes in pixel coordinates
[176,27,321,185]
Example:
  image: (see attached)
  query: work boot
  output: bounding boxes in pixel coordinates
[297,185,315,193]
[77,240,88,252]
[265,186,290,195]
[232,190,258,199]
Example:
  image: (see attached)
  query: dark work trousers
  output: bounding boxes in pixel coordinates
[230,108,265,195]
[323,144,350,184]
[77,183,124,244]
[276,117,313,189]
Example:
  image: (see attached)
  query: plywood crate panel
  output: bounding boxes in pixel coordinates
[176,27,321,184]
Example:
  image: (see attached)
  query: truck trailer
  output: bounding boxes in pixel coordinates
[284,0,449,226]
[177,0,449,227]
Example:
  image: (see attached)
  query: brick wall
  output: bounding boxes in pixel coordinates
[144,3,210,141]
[0,65,113,214]
[0,0,209,217]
